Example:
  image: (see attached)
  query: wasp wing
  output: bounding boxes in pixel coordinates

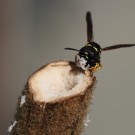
[86,11,93,42]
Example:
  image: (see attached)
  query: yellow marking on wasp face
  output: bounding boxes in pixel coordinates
[93,47,98,52]
[85,52,88,55]
[85,43,92,47]
[85,55,89,59]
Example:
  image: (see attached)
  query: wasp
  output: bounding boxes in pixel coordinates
[65,12,135,72]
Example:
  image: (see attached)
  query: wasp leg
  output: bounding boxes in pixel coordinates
[75,53,79,63]
[90,63,102,72]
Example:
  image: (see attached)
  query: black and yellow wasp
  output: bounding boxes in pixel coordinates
[65,12,135,72]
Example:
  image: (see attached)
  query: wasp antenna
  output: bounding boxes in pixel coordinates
[65,48,79,52]
[102,44,135,51]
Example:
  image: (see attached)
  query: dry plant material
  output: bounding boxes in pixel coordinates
[9,60,96,135]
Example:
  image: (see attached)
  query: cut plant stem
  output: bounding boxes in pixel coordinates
[10,60,96,135]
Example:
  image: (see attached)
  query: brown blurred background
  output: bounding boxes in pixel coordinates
[0,0,135,135]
